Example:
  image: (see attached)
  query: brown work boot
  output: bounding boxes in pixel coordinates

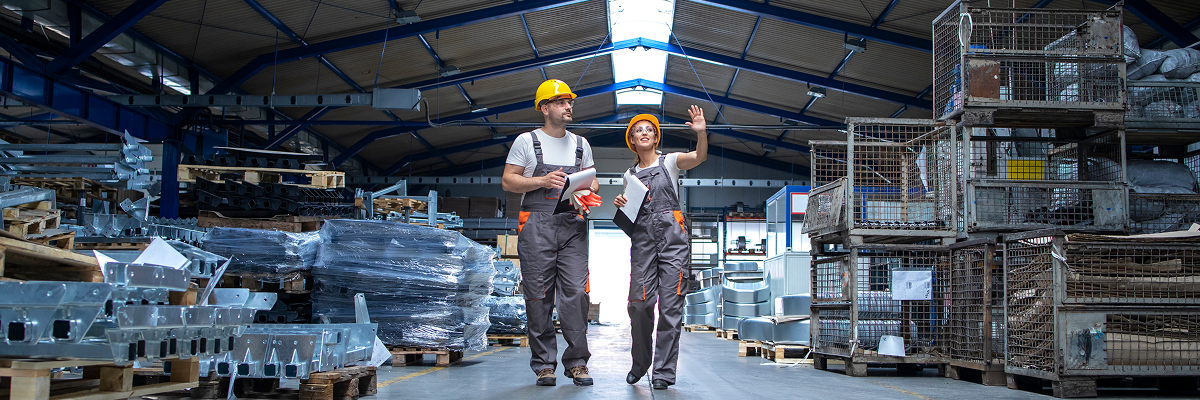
[535,368,556,386]
[564,365,593,386]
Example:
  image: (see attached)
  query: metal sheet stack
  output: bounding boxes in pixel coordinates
[202,227,319,279]
[311,219,495,351]
[683,286,719,327]
[484,260,526,335]
[722,280,770,331]
[0,132,155,190]
[736,294,812,345]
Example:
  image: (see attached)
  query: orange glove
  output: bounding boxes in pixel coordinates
[571,190,603,213]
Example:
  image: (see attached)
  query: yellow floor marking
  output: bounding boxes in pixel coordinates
[378,347,511,388]
[870,381,936,400]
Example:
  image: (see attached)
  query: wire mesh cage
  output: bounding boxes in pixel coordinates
[1126,81,1200,128]
[1005,230,1200,380]
[803,119,957,240]
[1129,193,1200,234]
[932,1,1125,121]
[810,244,949,361]
[961,128,1128,232]
[944,240,1005,365]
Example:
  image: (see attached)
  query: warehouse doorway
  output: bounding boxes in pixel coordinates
[588,225,631,325]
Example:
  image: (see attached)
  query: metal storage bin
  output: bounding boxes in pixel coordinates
[810,244,949,376]
[804,118,958,243]
[932,1,1125,126]
[1126,81,1200,130]
[1128,193,1200,234]
[942,239,1007,384]
[961,128,1128,232]
[1003,229,1200,396]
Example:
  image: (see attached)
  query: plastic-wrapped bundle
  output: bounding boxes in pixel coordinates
[483,296,526,334]
[201,227,318,275]
[312,219,495,350]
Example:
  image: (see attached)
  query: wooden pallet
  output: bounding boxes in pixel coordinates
[0,358,199,400]
[197,210,326,233]
[738,341,762,357]
[25,230,75,250]
[0,234,102,282]
[11,177,120,205]
[812,351,945,378]
[191,366,376,400]
[683,324,714,332]
[945,359,1007,387]
[212,271,312,294]
[178,164,345,188]
[487,334,529,347]
[73,241,150,251]
[716,329,739,341]
[3,202,60,237]
[760,342,812,364]
[389,347,463,367]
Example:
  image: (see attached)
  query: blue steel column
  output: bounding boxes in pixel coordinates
[161,133,180,218]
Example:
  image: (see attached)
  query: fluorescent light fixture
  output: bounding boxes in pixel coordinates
[615,88,664,105]
[471,105,489,113]
[439,66,461,77]
[762,145,777,154]
[396,10,421,24]
[609,0,675,105]
[492,130,507,140]
[844,37,866,53]
[807,87,827,98]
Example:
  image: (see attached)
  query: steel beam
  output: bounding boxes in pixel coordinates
[689,0,930,52]
[176,0,585,126]
[1146,16,1200,49]
[0,57,171,140]
[642,80,841,126]
[46,0,170,75]
[0,34,43,68]
[261,107,332,150]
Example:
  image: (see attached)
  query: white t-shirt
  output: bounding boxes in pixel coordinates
[505,129,595,177]
[623,152,681,196]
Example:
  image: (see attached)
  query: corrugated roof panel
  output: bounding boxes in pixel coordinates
[673,0,759,57]
[769,0,883,29]
[805,90,901,119]
[543,54,615,91]
[835,43,931,96]
[744,18,847,76]
[523,0,609,56]
[725,70,811,115]
[318,38,440,89]
[425,16,537,73]
[456,69,547,111]
[258,0,390,44]
[238,55,368,95]
[870,0,947,40]
[664,55,736,96]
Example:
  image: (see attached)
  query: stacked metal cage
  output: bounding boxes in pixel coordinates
[1126,81,1200,130]
[805,118,959,242]
[1002,229,1200,397]
[932,1,1126,127]
[960,127,1128,233]
[810,244,949,376]
[940,239,1007,385]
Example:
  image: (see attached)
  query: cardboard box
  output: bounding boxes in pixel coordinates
[469,196,502,218]
[588,303,601,323]
[439,197,470,217]
[504,191,523,218]
[497,234,519,258]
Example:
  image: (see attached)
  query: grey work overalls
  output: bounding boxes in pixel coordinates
[626,155,690,384]
[517,132,591,374]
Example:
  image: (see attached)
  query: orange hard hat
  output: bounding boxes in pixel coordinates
[625,114,660,152]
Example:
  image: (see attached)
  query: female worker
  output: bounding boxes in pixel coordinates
[613,105,708,390]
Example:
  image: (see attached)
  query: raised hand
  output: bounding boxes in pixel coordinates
[685,105,706,134]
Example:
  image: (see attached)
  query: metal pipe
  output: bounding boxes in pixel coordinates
[190,120,840,130]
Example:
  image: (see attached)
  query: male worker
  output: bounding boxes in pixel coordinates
[501,79,599,387]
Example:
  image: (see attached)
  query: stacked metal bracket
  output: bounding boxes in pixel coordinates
[212,323,377,380]
[0,262,256,365]
[0,132,155,190]
[192,178,354,216]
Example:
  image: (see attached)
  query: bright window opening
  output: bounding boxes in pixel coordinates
[608,0,674,106]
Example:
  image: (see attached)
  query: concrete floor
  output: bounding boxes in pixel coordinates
[371,324,1198,400]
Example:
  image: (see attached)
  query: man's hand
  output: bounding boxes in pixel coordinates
[614,194,628,208]
[570,189,603,213]
[542,168,568,189]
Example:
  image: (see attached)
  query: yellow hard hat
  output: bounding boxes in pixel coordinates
[533,79,577,111]
[625,114,660,152]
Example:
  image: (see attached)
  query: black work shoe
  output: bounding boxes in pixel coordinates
[535,368,556,386]
[626,372,642,385]
[652,379,670,390]
[565,365,593,386]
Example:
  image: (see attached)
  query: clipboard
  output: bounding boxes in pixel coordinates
[552,169,598,214]
[614,174,648,236]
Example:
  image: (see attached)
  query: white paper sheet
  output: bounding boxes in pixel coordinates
[878,335,906,357]
[614,174,648,236]
[891,270,933,301]
[132,238,189,270]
